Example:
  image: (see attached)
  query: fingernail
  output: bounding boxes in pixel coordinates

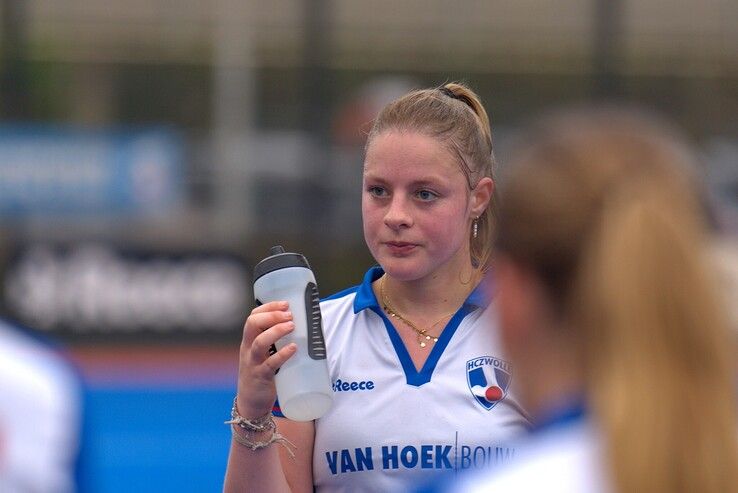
[286,322,295,330]
[285,311,293,320]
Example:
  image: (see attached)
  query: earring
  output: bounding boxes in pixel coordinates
[472,218,479,239]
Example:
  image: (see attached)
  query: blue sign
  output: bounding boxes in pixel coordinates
[0,125,184,216]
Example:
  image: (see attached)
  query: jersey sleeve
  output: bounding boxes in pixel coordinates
[271,398,286,418]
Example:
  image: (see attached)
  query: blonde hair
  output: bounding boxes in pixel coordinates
[496,108,738,493]
[367,82,497,270]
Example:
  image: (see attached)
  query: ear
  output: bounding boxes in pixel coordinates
[470,177,494,218]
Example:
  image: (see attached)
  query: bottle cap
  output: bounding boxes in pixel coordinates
[253,245,310,281]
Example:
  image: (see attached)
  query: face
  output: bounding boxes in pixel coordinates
[362,130,490,282]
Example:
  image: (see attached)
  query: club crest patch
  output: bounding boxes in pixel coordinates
[467,356,512,410]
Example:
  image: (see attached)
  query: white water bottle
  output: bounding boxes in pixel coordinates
[253,246,333,421]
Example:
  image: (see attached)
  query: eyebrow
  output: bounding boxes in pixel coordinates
[363,173,449,188]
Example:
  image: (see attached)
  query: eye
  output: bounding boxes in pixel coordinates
[367,186,388,198]
[415,189,439,202]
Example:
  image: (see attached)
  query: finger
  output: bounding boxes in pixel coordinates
[262,343,297,375]
[242,310,293,347]
[251,321,295,360]
[251,301,289,315]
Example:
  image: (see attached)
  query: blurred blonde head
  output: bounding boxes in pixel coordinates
[496,107,738,493]
[367,82,497,270]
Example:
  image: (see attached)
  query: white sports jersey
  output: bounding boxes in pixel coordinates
[0,320,81,493]
[451,409,610,493]
[275,266,531,492]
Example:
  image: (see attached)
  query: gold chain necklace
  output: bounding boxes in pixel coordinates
[379,276,456,348]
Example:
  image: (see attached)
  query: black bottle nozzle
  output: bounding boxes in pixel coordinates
[269,245,286,256]
[254,245,309,281]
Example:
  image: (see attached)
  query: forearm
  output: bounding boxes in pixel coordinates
[223,433,291,493]
[226,302,312,492]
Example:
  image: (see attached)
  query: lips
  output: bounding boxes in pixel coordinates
[383,241,418,255]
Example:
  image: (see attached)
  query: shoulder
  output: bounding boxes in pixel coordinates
[454,423,608,493]
[322,284,360,305]
[319,285,364,345]
[321,265,381,312]
[0,319,74,375]
[320,285,359,315]
[0,319,80,409]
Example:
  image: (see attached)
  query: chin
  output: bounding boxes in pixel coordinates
[377,256,432,282]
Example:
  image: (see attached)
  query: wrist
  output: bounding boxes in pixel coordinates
[225,394,296,457]
[229,396,274,431]
[235,395,273,421]
[231,422,273,445]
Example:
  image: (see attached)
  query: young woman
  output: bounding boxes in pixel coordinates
[454,108,738,492]
[223,83,531,492]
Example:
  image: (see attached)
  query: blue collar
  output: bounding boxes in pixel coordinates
[349,265,491,387]
[352,265,490,314]
[531,398,587,434]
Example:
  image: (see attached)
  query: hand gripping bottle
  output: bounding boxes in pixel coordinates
[253,246,333,421]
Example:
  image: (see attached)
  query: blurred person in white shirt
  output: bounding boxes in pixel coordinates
[0,318,82,492]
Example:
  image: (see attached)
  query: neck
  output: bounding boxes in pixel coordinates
[519,342,584,421]
[381,253,479,318]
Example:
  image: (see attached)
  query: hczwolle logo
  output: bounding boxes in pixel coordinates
[466,356,512,410]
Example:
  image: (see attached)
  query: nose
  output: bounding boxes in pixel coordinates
[383,195,413,231]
